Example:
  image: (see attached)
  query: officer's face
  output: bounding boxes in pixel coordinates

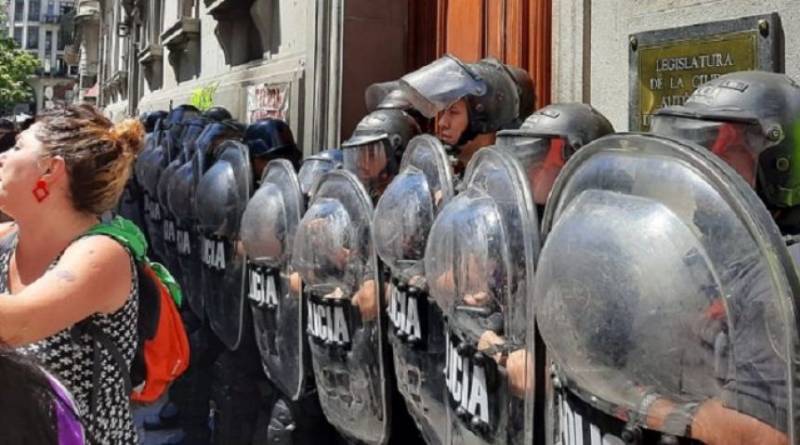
[437,99,469,146]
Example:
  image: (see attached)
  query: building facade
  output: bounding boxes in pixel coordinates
[74,0,421,155]
[79,0,552,155]
[5,0,79,114]
[552,0,800,131]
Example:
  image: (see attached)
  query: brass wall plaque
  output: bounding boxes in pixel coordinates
[629,14,782,131]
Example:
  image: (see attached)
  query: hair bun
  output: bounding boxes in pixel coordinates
[109,119,145,158]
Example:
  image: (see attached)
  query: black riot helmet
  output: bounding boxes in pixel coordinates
[163,104,202,159]
[179,116,208,160]
[203,106,233,122]
[652,71,800,208]
[194,120,244,170]
[341,109,421,198]
[400,54,520,147]
[244,118,301,169]
[497,103,615,205]
[298,148,343,198]
[504,65,536,127]
[140,110,168,133]
[366,80,431,133]
[365,81,402,112]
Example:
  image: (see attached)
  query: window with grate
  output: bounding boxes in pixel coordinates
[27,26,39,50]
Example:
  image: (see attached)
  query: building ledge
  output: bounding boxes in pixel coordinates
[161,18,200,52]
[206,0,253,17]
[138,44,163,65]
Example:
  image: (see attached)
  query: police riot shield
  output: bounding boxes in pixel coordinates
[533,133,800,445]
[195,140,252,350]
[291,170,390,445]
[166,133,205,321]
[424,144,541,445]
[240,159,308,400]
[140,127,170,261]
[372,134,455,445]
[160,119,206,285]
[157,151,183,278]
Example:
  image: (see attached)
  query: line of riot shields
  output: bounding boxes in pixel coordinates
[123,57,800,445]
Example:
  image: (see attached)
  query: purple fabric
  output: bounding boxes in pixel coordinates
[45,372,86,445]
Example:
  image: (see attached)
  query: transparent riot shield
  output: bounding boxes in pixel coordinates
[534,133,800,445]
[240,159,308,400]
[425,145,542,445]
[195,140,252,350]
[291,170,391,445]
[373,134,455,445]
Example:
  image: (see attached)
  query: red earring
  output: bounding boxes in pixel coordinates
[32,179,49,202]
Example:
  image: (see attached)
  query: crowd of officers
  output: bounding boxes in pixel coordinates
[126,53,800,445]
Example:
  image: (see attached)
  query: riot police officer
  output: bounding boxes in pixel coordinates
[119,110,167,230]
[138,104,201,262]
[241,143,340,445]
[372,134,456,445]
[420,103,612,445]
[297,148,343,199]
[399,55,525,171]
[651,71,800,235]
[244,118,303,182]
[341,108,421,201]
[203,106,233,122]
[534,73,800,445]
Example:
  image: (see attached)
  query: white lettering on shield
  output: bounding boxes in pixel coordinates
[163,219,176,243]
[176,230,191,255]
[444,332,489,424]
[306,299,350,345]
[559,395,621,445]
[388,286,422,341]
[202,238,226,270]
[248,269,278,307]
[147,198,161,221]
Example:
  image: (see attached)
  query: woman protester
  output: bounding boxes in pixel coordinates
[0,105,143,444]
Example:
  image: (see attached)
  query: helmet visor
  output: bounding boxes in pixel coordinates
[298,158,335,196]
[399,55,487,118]
[651,115,769,187]
[343,139,392,191]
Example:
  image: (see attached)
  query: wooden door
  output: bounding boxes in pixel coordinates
[435,0,551,109]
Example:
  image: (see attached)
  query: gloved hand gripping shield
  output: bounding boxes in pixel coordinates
[195,140,252,350]
[291,170,391,445]
[372,134,455,445]
[534,133,800,444]
[424,145,541,444]
[240,159,309,400]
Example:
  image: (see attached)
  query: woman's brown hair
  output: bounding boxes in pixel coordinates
[35,105,144,215]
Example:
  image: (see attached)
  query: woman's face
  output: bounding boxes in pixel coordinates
[437,99,469,146]
[0,125,47,216]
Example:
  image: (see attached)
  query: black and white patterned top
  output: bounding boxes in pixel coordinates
[0,234,139,444]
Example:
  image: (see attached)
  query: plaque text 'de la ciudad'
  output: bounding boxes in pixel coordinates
[637,31,757,130]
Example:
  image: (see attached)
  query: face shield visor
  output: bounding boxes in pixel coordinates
[342,136,395,196]
[299,158,336,197]
[399,55,487,118]
[651,115,770,187]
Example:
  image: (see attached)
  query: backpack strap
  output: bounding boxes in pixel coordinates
[70,322,133,416]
